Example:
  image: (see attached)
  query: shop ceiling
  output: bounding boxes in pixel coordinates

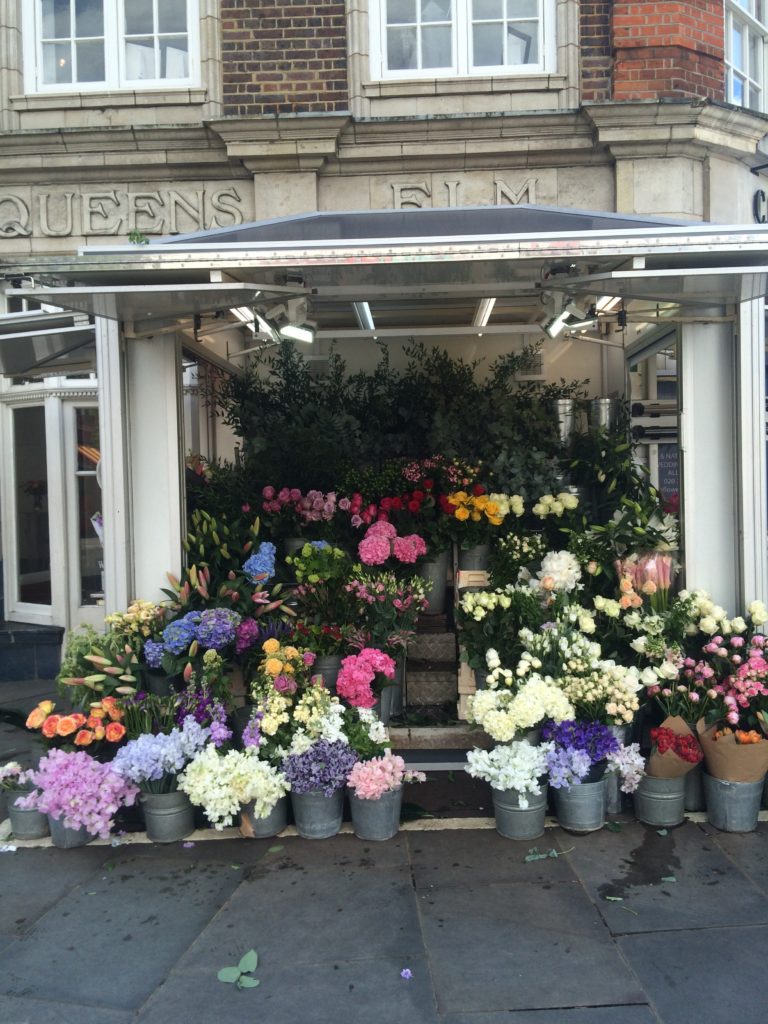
[3,205,768,357]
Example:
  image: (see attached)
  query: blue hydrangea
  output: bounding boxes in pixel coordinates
[112,718,210,789]
[162,611,201,656]
[196,608,241,651]
[310,540,330,550]
[243,541,276,584]
[143,639,165,670]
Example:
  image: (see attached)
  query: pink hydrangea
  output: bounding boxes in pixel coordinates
[336,648,396,708]
[359,534,391,565]
[366,521,398,539]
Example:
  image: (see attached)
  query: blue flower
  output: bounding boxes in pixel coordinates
[162,611,201,655]
[197,608,241,651]
[143,639,165,669]
[310,540,330,549]
[243,541,276,584]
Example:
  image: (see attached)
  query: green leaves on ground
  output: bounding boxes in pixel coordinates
[524,846,573,862]
[218,949,260,990]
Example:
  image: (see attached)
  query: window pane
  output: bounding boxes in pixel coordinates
[75,0,103,37]
[473,23,503,64]
[422,24,451,66]
[388,0,416,24]
[125,37,156,79]
[14,407,51,606]
[387,25,418,68]
[75,38,105,80]
[422,0,451,19]
[474,0,502,18]
[508,21,537,63]
[748,82,762,106]
[507,0,538,17]
[733,73,745,103]
[750,30,762,81]
[78,474,102,603]
[76,407,100,471]
[732,23,744,70]
[158,0,188,33]
[42,0,72,39]
[42,41,73,83]
[125,0,154,35]
[161,36,189,78]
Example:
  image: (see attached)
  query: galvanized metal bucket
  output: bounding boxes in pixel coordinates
[241,795,288,839]
[48,815,94,849]
[605,725,630,814]
[291,788,344,839]
[554,779,606,833]
[141,791,195,843]
[458,543,491,572]
[704,774,764,833]
[634,775,686,827]
[493,785,547,840]
[373,682,397,726]
[349,786,402,841]
[417,549,450,615]
[8,799,49,840]
[313,655,342,695]
[684,763,706,811]
[588,397,620,432]
[548,398,578,444]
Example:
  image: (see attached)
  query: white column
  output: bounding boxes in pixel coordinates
[679,310,739,612]
[125,334,185,602]
[736,283,768,606]
[94,299,131,616]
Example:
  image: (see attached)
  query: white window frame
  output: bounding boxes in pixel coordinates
[725,0,768,112]
[370,0,557,81]
[22,0,200,95]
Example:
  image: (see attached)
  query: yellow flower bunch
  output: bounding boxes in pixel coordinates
[446,490,512,527]
[259,638,305,678]
[105,600,166,638]
[258,691,292,736]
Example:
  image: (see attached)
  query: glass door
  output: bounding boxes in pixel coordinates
[12,405,52,608]
[65,403,104,627]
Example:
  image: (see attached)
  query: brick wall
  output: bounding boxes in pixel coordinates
[611,1,725,102]
[580,1,613,102]
[221,1,349,116]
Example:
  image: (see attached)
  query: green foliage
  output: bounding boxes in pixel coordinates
[217,949,260,990]
[57,626,138,705]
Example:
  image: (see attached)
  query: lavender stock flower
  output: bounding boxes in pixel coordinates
[282,739,358,797]
[242,711,263,749]
[541,719,620,763]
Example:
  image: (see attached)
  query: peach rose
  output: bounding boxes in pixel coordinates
[89,706,106,719]
[93,726,106,741]
[74,729,94,746]
[105,722,126,743]
[262,638,281,655]
[71,713,87,728]
[619,577,634,594]
[264,658,283,677]
[26,707,48,730]
[283,646,300,660]
[56,716,78,737]
[86,715,102,730]
[41,715,61,738]
[106,705,123,723]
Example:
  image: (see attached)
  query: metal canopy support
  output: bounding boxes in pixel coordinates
[679,309,739,611]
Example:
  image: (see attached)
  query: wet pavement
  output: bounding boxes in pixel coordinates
[0,819,766,1023]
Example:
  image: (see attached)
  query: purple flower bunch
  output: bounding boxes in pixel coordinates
[112,718,210,793]
[541,719,620,763]
[196,608,241,651]
[242,541,277,584]
[235,616,292,655]
[242,710,263,749]
[282,739,358,796]
[177,687,232,748]
[18,749,138,839]
[146,607,243,669]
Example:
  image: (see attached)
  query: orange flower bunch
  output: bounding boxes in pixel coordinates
[713,726,764,744]
[26,698,126,749]
[617,575,643,611]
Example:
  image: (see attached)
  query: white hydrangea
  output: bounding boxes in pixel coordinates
[749,600,768,626]
[467,676,574,742]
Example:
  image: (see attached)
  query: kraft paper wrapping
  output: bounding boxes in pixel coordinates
[697,719,768,783]
[647,715,700,779]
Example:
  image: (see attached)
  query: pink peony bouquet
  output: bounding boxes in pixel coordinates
[336,647,397,708]
[347,751,427,800]
[358,521,427,566]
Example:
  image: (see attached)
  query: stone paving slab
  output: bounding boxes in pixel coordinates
[137,955,440,1024]
[555,820,768,934]
[174,863,423,972]
[703,821,768,897]
[418,880,646,1014]
[0,994,135,1023]
[0,853,241,1012]
[619,925,768,1024]
[407,828,578,889]
[443,1008,659,1024]
[0,846,111,939]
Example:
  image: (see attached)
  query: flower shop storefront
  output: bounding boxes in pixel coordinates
[3,205,768,845]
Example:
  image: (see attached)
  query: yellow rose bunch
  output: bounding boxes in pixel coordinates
[105,599,166,638]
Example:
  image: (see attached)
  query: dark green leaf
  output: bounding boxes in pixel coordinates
[605,821,622,833]
[661,875,677,883]
[267,845,284,854]
[604,895,623,902]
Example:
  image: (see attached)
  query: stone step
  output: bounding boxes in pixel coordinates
[405,669,457,706]
[389,725,491,750]
[408,632,457,661]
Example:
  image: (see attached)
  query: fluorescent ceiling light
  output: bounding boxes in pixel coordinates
[352,301,375,331]
[544,310,570,338]
[472,297,496,327]
[255,312,281,344]
[566,317,598,332]
[230,306,255,325]
[596,295,622,313]
[279,323,315,344]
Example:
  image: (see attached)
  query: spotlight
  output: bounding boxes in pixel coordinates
[279,323,315,344]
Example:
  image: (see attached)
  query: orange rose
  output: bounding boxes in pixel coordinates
[264,658,283,677]
[74,729,94,746]
[106,706,123,722]
[38,700,56,716]
[93,726,106,741]
[86,715,102,730]
[41,715,61,738]
[56,716,78,737]
[89,706,106,720]
[26,707,48,730]
[71,713,87,728]
[262,638,280,655]
[105,722,126,743]
[101,696,117,708]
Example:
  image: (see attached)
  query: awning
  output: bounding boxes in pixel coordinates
[0,310,95,377]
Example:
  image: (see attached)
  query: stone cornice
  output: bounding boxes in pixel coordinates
[585,100,768,162]
[207,114,352,172]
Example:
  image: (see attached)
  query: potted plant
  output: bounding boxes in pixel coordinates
[178,746,290,838]
[465,742,552,840]
[18,749,138,848]
[335,647,397,724]
[0,760,49,840]
[282,739,358,839]
[111,718,210,842]
[346,751,426,841]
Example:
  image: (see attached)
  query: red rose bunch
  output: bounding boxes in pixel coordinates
[650,726,703,764]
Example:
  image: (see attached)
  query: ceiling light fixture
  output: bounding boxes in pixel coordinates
[596,295,623,313]
[352,301,375,331]
[472,297,496,327]
[279,323,315,344]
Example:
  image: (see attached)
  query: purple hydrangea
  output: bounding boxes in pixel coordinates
[196,608,241,651]
[112,718,210,792]
[243,541,277,584]
[235,618,261,654]
[162,611,201,656]
[282,739,358,796]
[143,639,165,669]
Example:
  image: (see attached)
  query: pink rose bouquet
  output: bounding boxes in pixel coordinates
[347,751,426,800]
[336,647,397,708]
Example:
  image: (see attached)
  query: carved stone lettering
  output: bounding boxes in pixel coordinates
[127,192,166,234]
[83,191,126,236]
[209,187,244,227]
[391,182,431,209]
[495,177,537,205]
[0,195,31,237]
[39,192,74,236]
[444,180,462,207]
[167,189,204,234]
